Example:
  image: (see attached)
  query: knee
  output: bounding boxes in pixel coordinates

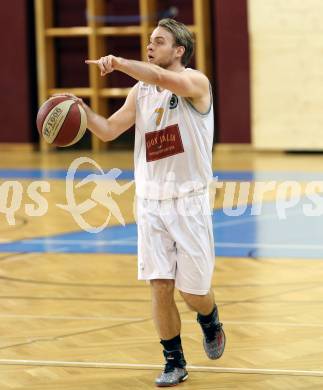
[150,279,175,299]
[180,290,208,301]
[179,290,208,311]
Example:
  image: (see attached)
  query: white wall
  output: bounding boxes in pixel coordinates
[248,0,323,149]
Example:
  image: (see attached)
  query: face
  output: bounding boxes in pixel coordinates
[147,26,184,69]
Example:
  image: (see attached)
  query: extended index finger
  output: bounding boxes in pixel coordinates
[85,59,99,64]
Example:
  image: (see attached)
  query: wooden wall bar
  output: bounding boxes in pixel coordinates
[0,0,252,146]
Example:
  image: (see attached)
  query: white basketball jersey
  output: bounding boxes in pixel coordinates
[134,73,214,200]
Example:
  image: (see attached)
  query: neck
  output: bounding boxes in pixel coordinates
[166,62,185,72]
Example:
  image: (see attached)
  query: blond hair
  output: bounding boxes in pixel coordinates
[158,18,194,66]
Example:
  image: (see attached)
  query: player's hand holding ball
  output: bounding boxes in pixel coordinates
[36,93,92,147]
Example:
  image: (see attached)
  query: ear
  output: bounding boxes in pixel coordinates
[175,46,185,59]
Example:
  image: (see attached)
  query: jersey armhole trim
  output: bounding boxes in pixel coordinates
[184,83,213,116]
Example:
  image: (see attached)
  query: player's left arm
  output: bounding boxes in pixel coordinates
[116,58,209,98]
[86,56,209,99]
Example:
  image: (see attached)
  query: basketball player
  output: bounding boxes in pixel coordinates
[61,18,225,387]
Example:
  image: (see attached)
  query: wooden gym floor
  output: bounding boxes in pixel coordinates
[0,148,322,389]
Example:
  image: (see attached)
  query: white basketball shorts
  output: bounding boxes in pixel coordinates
[136,193,215,295]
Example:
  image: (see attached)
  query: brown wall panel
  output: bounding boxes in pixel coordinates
[213,0,251,143]
[0,1,35,143]
[0,1,240,145]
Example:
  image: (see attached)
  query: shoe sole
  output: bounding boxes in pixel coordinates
[155,373,189,387]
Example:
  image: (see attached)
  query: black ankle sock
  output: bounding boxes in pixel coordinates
[197,305,221,342]
[160,334,182,351]
[160,335,186,370]
[197,305,218,324]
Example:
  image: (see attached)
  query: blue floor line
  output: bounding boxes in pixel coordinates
[1,168,323,181]
[0,199,322,259]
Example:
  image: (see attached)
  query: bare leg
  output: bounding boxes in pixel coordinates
[179,289,215,315]
[150,279,181,339]
[180,288,225,360]
[152,280,188,386]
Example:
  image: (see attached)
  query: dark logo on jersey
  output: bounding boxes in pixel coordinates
[169,94,178,109]
[145,124,184,162]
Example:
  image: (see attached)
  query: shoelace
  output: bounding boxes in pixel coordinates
[202,322,223,343]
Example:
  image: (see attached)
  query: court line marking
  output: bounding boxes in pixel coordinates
[216,242,323,250]
[0,314,322,328]
[0,359,322,377]
[213,208,304,228]
[0,253,36,263]
[10,239,323,250]
[0,314,145,321]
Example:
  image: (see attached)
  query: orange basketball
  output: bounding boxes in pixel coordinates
[36,96,87,147]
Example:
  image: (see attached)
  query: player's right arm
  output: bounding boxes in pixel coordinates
[87,84,137,141]
[57,84,137,142]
